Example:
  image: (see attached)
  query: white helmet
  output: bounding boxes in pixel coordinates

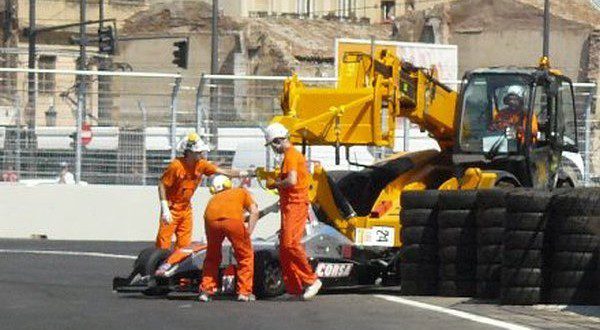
[264,123,289,146]
[506,85,525,97]
[177,132,210,153]
[210,175,232,194]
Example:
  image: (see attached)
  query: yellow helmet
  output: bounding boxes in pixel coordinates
[209,175,232,194]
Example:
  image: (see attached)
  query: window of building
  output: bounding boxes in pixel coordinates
[381,1,396,21]
[38,55,56,94]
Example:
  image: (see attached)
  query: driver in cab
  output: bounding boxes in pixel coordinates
[489,85,538,143]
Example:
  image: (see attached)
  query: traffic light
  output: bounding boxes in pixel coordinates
[172,40,188,69]
[98,26,116,55]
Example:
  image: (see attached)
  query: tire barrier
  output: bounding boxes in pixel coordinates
[437,190,478,297]
[475,189,506,299]
[546,188,600,305]
[501,190,551,305]
[400,190,440,295]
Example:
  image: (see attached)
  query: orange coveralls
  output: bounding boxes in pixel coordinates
[200,188,255,295]
[155,158,217,249]
[278,146,318,295]
[492,108,538,143]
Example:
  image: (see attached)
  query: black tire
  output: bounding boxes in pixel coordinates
[439,246,477,263]
[547,288,600,305]
[401,244,438,263]
[476,264,502,281]
[401,209,437,227]
[501,267,542,287]
[477,228,505,246]
[505,212,546,231]
[142,248,171,276]
[551,252,598,270]
[476,189,507,209]
[503,230,544,250]
[438,280,476,297]
[503,249,543,268]
[477,245,503,264]
[555,216,600,235]
[476,281,501,299]
[437,210,475,229]
[133,247,158,276]
[253,252,285,299]
[402,226,438,245]
[476,208,505,228]
[401,280,438,295]
[506,190,552,213]
[438,227,476,246]
[401,190,440,209]
[400,263,438,281]
[438,190,478,210]
[549,270,599,288]
[439,263,476,281]
[500,287,540,305]
[554,234,600,253]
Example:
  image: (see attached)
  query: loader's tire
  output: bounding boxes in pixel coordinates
[503,230,544,250]
[477,245,503,264]
[401,244,438,263]
[501,268,542,287]
[502,249,543,268]
[401,209,437,227]
[437,210,475,229]
[400,263,438,281]
[506,190,552,213]
[505,213,546,231]
[549,271,598,288]
[440,264,476,281]
[476,208,506,228]
[438,280,476,297]
[476,189,507,209]
[551,252,597,270]
[143,248,171,277]
[439,246,477,263]
[477,228,505,246]
[500,287,541,305]
[402,226,437,245]
[547,288,600,305]
[555,234,600,253]
[476,281,500,299]
[254,252,285,299]
[438,191,478,210]
[401,280,438,296]
[438,227,476,246]
[476,264,502,282]
[401,190,440,209]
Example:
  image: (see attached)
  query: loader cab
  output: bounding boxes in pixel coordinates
[454,68,578,189]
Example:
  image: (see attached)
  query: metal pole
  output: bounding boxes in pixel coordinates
[543,0,550,59]
[211,0,219,75]
[138,100,147,186]
[584,87,594,186]
[27,0,35,129]
[403,118,410,151]
[75,0,86,183]
[14,95,21,177]
[170,77,182,159]
[99,0,104,30]
[195,74,206,135]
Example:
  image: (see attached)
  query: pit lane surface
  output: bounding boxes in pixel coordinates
[1,239,598,330]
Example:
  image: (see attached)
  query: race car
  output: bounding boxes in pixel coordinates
[112,205,401,299]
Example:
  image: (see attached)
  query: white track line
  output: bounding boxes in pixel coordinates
[374,295,531,330]
[0,249,136,260]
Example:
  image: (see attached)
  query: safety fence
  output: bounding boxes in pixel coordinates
[0,68,598,186]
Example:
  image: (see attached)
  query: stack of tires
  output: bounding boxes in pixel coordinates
[501,190,551,305]
[475,189,507,299]
[546,188,600,304]
[400,190,440,295]
[437,190,478,297]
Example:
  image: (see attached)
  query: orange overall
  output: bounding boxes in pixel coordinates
[200,188,255,295]
[278,146,318,295]
[155,158,217,249]
[492,108,539,143]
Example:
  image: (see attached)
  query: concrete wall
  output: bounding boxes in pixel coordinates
[0,184,280,241]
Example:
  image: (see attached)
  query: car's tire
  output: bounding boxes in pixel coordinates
[502,249,543,268]
[551,252,597,270]
[549,271,598,288]
[253,252,285,299]
[506,190,552,213]
[505,213,546,231]
[476,208,506,228]
[501,268,542,287]
[437,210,475,229]
[142,248,171,276]
[554,216,600,235]
[400,263,438,281]
[401,280,438,295]
[438,191,478,210]
[477,245,503,264]
[438,227,476,246]
[500,287,541,305]
[401,244,438,263]
[439,264,476,281]
[503,230,544,250]
[402,226,438,245]
[476,189,507,209]
[547,288,600,305]
[439,246,477,263]
[401,190,440,209]
[476,264,502,282]
[476,281,500,299]
[554,234,600,253]
[477,228,505,246]
[438,280,476,297]
[401,209,437,227]
[133,247,158,276]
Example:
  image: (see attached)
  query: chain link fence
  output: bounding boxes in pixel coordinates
[0,68,598,186]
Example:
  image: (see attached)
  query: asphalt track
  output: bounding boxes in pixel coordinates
[1,239,599,330]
